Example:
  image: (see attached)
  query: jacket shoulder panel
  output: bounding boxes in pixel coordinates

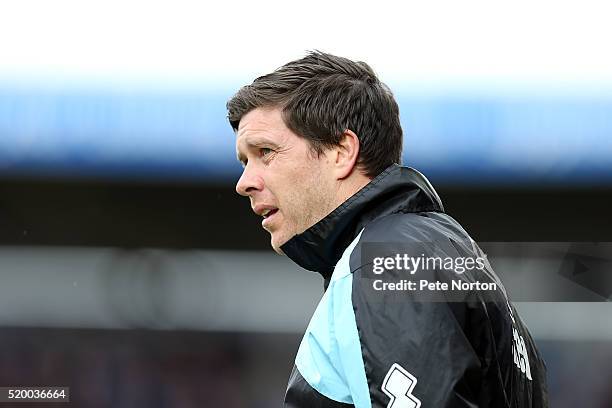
[292,230,370,406]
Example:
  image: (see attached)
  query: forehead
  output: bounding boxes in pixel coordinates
[238,107,285,136]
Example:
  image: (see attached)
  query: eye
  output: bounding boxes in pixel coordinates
[260,147,274,157]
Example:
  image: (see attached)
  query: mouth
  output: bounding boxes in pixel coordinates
[261,208,279,228]
[261,208,278,218]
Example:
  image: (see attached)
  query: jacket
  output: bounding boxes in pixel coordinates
[281,164,548,407]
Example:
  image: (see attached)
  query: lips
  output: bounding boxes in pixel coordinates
[253,205,280,229]
[261,208,279,229]
[261,208,278,218]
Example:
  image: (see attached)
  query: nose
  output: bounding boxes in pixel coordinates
[235,163,264,197]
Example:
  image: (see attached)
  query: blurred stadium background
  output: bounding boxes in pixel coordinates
[1,1,611,406]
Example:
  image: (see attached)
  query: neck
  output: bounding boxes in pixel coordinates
[334,172,372,208]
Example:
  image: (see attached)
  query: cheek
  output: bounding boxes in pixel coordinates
[271,157,329,221]
[294,172,329,217]
[276,179,309,220]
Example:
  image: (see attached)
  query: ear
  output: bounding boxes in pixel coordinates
[332,129,360,180]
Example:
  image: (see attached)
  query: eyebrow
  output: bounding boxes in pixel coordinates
[237,150,247,166]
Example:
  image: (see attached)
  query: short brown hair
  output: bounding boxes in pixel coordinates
[226,51,403,178]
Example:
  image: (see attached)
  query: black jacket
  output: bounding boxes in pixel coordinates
[281,164,548,407]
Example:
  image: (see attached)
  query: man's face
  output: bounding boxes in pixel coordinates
[235,107,337,254]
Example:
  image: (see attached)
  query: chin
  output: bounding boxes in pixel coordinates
[270,233,289,255]
[270,241,285,255]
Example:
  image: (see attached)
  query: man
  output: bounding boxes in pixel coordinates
[227,51,548,407]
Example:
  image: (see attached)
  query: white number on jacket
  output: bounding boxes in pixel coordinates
[381,363,421,408]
